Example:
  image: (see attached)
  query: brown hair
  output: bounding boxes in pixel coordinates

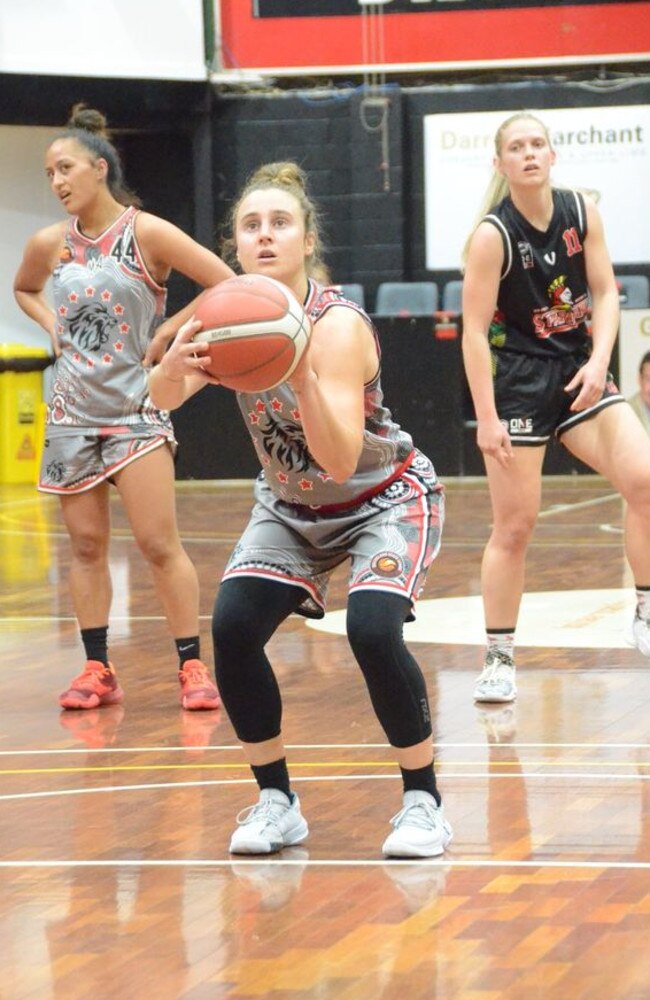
[222,161,330,281]
[54,103,141,207]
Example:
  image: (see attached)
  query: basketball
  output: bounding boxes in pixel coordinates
[192,274,312,392]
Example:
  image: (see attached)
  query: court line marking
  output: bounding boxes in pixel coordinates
[0,858,648,871]
[0,759,648,777]
[538,492,619,518]
[1,741,650,756]
[2,771,650,805]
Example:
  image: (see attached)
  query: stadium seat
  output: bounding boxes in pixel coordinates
[338,283,365,309]
[615,275,650,308]
[374,281,438,317]
[442,280,463,313]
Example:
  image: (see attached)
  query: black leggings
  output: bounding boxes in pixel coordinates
[212,577,433,749]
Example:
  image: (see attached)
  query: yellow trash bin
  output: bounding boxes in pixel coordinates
[0,344,52,484]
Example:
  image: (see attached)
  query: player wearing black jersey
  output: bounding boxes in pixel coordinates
[462,112,650,703]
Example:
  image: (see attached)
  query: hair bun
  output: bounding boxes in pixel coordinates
[250,161,308,193]
[67,103,109,137]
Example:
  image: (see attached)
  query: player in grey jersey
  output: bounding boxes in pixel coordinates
[14,104,233,713]
[150,161,453,859]
[462,112,650,704]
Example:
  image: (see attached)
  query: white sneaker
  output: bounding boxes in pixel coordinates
[632,615,650,656]
[382,790,453,858]
[474,651,517,703]
[229,789,309,855]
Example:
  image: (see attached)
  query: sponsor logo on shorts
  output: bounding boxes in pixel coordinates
[509,417,533,434]
[370,552,403,578]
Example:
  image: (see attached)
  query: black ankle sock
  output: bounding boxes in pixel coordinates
[175,636,200,667]
[81,626,109,665]
[400,764,441,806]
[251,758,292,800]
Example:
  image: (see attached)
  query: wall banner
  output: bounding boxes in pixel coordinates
[424,105,650,271]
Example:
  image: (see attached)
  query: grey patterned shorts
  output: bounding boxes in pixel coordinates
[222,458,445,619]
[38,426,176,495]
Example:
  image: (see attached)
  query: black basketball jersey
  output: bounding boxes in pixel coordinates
[485,188,590,359]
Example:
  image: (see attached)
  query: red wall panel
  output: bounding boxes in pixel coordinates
[218,2,650,72]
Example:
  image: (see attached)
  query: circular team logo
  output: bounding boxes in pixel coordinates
[381,479,410,503]
[370,552,403,578]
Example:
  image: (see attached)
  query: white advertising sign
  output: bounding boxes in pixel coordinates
[618,309,650,397]
[424,106,650,270]
[0,0,206,80]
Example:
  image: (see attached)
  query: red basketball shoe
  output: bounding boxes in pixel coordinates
[178,659,221,711]
[59,660,125,710]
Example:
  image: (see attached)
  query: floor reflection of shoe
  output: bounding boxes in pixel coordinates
[178,660,221,711]
[180,709,221,756]
[631,614,650,656]
[59,704,125,749]
[475,704,516,742]
[59,660,124,710]
[231,848,309,910]
[473,651,517,703]
[383,862,449,914]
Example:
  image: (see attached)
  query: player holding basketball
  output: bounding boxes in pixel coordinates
[149,161,452,859]
[462,111,650,704]
[14,104,233,711]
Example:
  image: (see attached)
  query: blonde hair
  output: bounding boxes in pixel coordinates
[222,161,330,281]
[461,112,553,267]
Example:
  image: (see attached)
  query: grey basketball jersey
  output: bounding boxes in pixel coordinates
[48,206,172,433]
[235,281,417,509]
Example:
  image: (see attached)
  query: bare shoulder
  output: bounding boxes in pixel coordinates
[134,211,180,243]
[312,304,376,375]
[582,194,604,230]
[18,221,68,276]
[26,221,68,255]
[314,302,371,341]
[464,220,504,285]
[469,219,504,256]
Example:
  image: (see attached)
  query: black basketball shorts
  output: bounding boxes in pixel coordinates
[492,349,624,445]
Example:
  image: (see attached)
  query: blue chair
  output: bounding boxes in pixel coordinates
[442,280,463,313]
[338,283,365,309]
[374,281,438,317]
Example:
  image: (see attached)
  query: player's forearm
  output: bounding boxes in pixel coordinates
[462,331,499,422]
[292,376,362,483]
[14,289,55,335]
[148,364,203,411]
[589,289,620,367]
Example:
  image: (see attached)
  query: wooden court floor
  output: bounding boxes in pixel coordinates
[2,475,650,1000]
